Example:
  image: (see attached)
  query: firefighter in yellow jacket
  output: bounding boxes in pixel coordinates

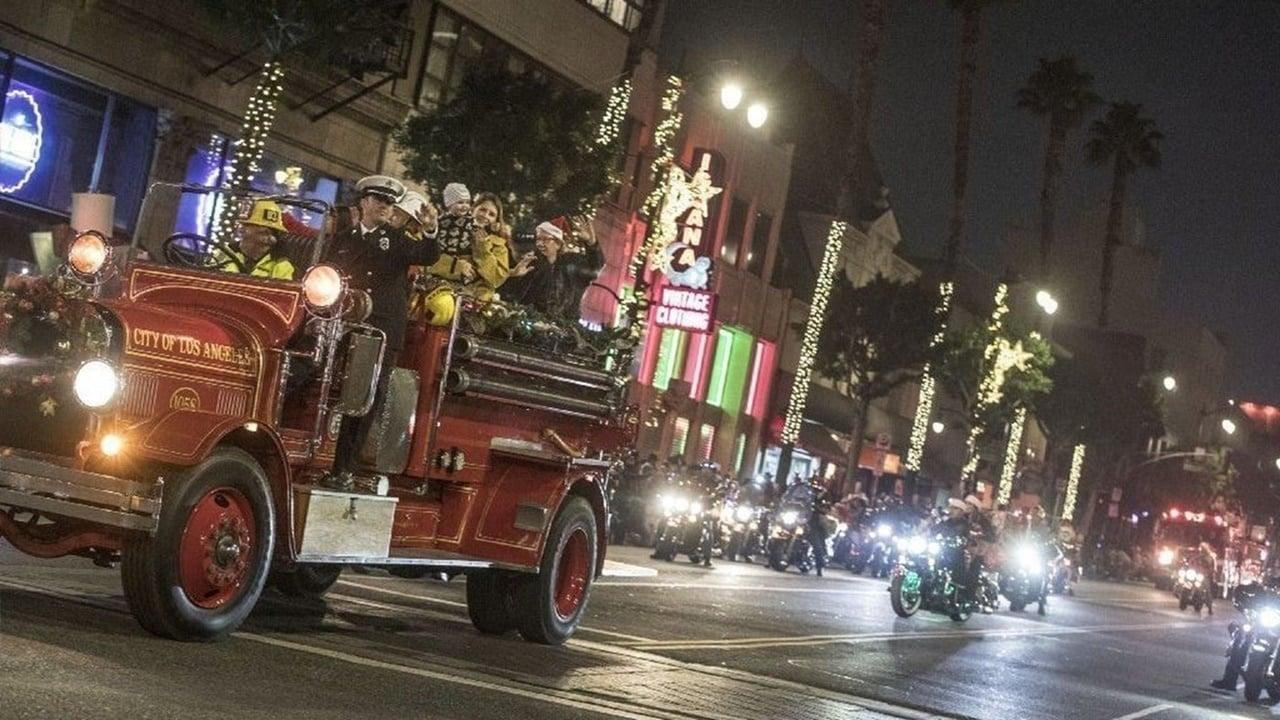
[212,199,296,280]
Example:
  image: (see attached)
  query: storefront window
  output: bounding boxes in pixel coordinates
[719,196,748,267]
[733,434,746,474]
[174,133,342,237]
[706,325,754,415]
[583,0,646,31]
[671,417,690,457]
[650,327,687,391]
[745,210,771,275]
[697,423,715,461]
[0,51,156,263]
[418,6,571,109]
[743,339,776,419]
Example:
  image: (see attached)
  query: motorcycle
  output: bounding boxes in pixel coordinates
[1228,587,1280,702]
[830,521,866,572]
[1001,542,1049,615]
[652,491,717,565]
[1175,563,1212,613]
[766,504,814,573]
[721,502,764,562]
[862,521,899,578]
[889,534,975,622]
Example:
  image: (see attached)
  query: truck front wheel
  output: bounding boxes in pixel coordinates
[513,497,598,645]
[121,448,275,641]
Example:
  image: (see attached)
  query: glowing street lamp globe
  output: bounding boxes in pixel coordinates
[1221,418,1238,436]
[719,82,744,110]
[746,101,769,128]
[1162,375,1177,392]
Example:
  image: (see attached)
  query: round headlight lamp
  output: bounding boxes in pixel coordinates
[67,231,109,277]
[1260,609,1280,629]
[302,264,345,312]
[74,359,120,409]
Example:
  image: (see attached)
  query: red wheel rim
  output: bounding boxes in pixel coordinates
[553,528,591,620]
[178,486,256,610]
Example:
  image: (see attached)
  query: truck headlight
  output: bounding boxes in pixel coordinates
[74,360,119,409]
[67,231,109,277]
[1261,609,1280,629]
[302,264,345,310]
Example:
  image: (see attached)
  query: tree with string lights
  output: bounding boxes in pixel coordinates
[394,69,624,230]
[804,275,943,491]
[198,0,405,238]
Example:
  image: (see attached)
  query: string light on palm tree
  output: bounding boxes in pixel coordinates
[1061,444,1087,520]
[905,281,955,472]
[996,406,1028,506]
[782,220,848,444]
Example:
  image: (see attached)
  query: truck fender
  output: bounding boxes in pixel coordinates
[554,471,610,577]
[129,409,292,546]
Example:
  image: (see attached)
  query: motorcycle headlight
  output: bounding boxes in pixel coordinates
[74,359,120,410]
[673,497,690,513]
[659,495,675,512]
[1158,549,1175,566]
[907,536,927,555]
[895,536,909,550]
[876,523,892,539]
[1017,545,1042,572]
[780,510,799,526]
[720,506,733,522]
[736,506,754,523]
[1261,609,1280,629]
[927,541,942,556]
[689,501,703,516]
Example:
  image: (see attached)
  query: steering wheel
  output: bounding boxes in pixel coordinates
[162,232,244,272]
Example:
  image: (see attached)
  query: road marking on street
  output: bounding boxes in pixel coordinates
[0,575,955,720]
[618,620,1203,652]
[593,581,883,594]
[1108,703,1174,720]
[602,560,659,578]
[235,631,682,720]
[335,579,656,643]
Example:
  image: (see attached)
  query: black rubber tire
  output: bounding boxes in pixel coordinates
[466,571,517,635]
[1179,595,1189,611]
[889,574,921,618]
[950,605,972,622]
[1010,599,1027,613]
[1244,650,1269,702]
[767,539,788,571]
[512,497,598,645]
[725,536,742,562]
[273,564,342,598]
[120,447,274,641]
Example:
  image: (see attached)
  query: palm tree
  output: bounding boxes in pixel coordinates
[942,0,1002,273]
[835,0,889,218]
[1017,56,1100,278]
[1085,102,1162,327]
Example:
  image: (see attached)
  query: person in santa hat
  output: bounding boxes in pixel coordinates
[504,214,601,321]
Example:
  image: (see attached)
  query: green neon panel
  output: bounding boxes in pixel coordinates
[672,417,690,456]
[707,326,754,414]
[733,433,746,473]
[705,327,734,407]
[651,328,687,391]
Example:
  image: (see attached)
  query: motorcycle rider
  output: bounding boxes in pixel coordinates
[936,495,997,611]
[805,476,832,577]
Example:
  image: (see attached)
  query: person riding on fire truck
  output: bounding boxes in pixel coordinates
[212,199,297,280]
[322,175,441,488]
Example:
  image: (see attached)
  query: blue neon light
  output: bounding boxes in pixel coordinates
[0,89,43,194]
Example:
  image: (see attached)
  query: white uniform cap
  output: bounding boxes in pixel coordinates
[396,190,427,218]
[356,175,405,203]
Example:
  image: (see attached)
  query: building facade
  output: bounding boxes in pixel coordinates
[0,0,640,265]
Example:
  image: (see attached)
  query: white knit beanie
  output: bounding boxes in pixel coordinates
[442,182,471,208]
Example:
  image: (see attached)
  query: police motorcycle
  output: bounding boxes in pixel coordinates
[830,520,866,572]
[889,532,976,622]
[1001,541,1051,615]
[1222,582,1280,702]
[1175,560,1213,613]
[722,501,766,562]
[1049,540,1077,596]
[767,503,815,573]
[653,464,725,565]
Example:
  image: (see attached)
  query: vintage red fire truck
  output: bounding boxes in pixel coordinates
[0,185,631,644]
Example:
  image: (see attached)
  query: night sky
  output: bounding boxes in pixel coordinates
[661,0,1280,402]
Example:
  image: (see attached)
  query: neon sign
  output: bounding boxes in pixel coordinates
[0,89,43,194]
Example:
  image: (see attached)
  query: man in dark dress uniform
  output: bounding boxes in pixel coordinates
[323,175,440,486]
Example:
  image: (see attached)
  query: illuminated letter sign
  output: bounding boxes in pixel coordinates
[653,286,717,333]
[0,88,43,194]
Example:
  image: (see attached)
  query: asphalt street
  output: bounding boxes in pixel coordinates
[0,543,1269,720]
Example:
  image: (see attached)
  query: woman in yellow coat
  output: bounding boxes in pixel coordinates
[423,186,511,302]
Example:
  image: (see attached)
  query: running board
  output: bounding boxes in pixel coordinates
[295,547,533,573]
